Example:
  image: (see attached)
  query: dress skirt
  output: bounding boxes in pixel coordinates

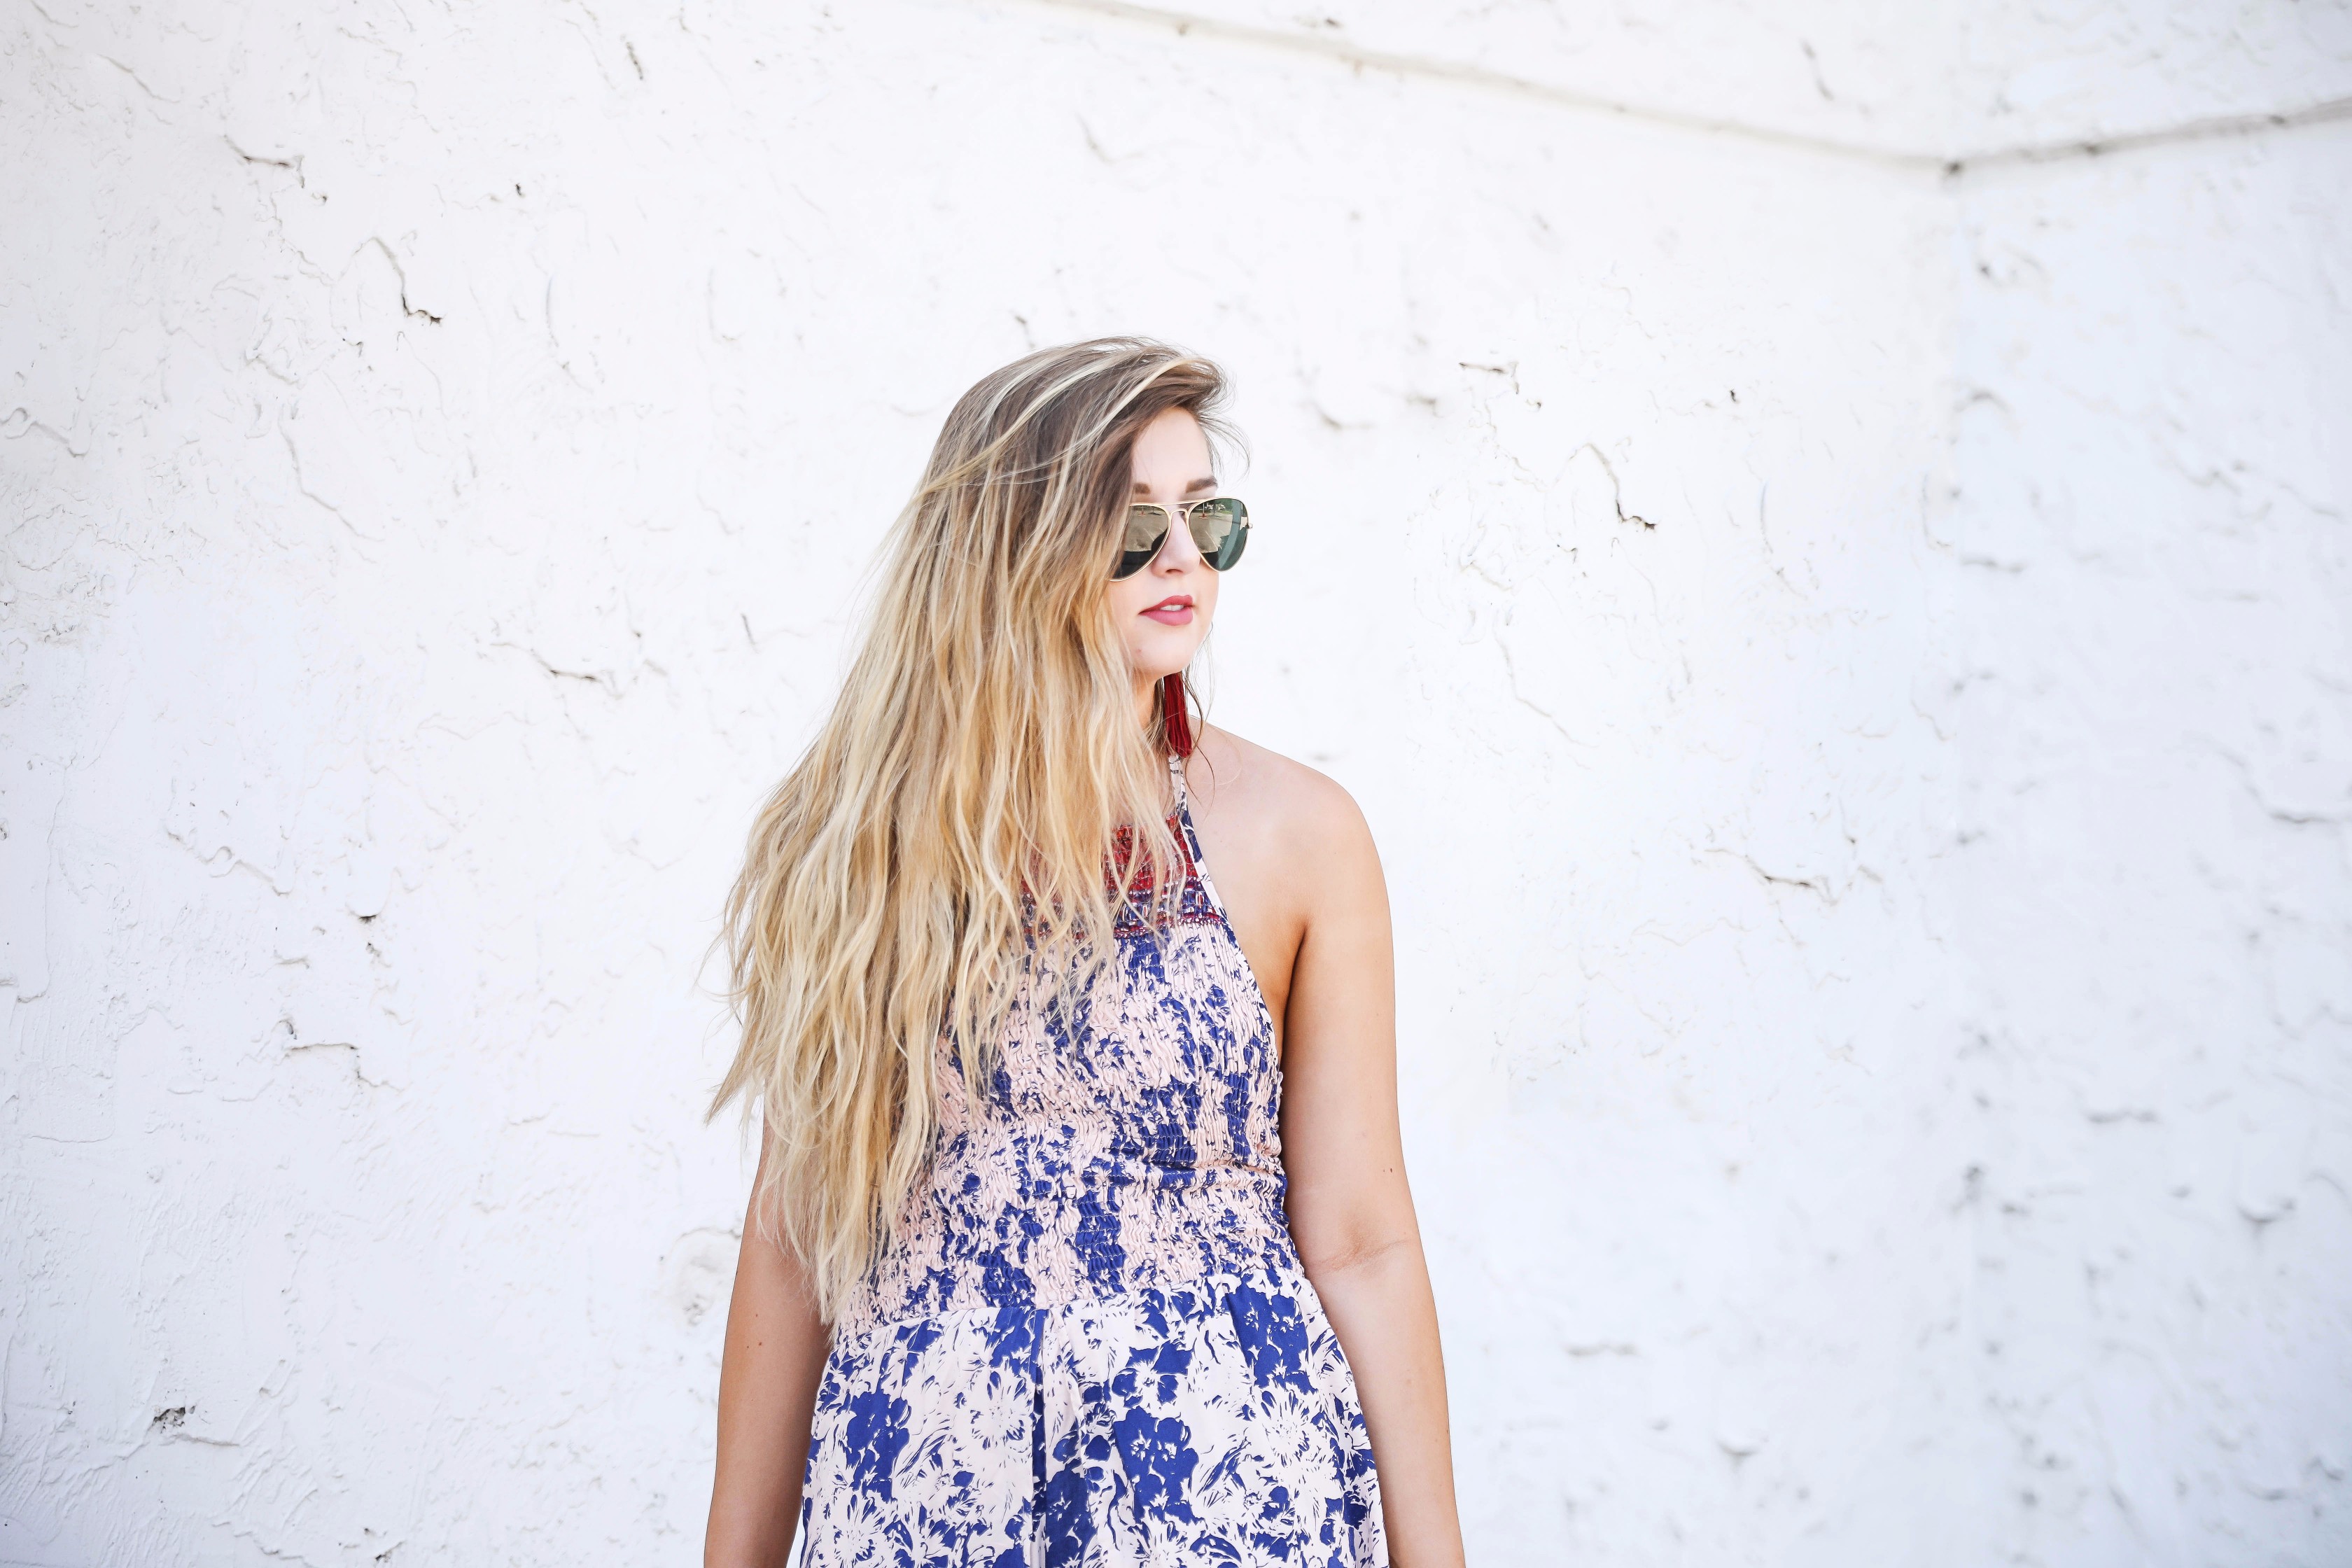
[802,1265,1382,1567]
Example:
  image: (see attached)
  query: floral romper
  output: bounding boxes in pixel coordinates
[798,762,1387,1567]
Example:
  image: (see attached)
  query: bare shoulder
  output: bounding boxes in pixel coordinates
[1184,728,1391,1003]
[1189,725,1380,870]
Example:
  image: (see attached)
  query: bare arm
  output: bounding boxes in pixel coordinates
[705,1128,831,1568]
[1280,787,1466,1567]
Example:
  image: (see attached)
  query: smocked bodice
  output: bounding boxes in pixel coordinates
[842,788,1294,1329]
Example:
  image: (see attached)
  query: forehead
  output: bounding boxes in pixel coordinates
[1128,407,1214,486]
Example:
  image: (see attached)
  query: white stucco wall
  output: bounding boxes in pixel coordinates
[1945,126,2352,1561]
[3,3,2345,1564]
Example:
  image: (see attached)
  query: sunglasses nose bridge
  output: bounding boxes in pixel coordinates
[1160,503,1206,566]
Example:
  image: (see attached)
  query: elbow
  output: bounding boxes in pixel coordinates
[1296,1231,1417,1281]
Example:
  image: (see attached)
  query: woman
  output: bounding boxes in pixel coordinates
[703,340,1464,1567]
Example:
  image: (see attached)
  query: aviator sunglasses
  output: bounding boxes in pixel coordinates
[1114,496,1251,579]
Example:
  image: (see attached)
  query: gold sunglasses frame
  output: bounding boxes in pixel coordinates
[1115,496,1252,580]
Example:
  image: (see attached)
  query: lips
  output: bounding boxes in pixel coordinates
[1142,594,1194,626]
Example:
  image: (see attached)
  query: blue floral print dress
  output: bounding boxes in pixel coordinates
[798,762,1387,1567]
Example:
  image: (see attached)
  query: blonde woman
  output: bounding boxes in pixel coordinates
[703,340,1464,1567]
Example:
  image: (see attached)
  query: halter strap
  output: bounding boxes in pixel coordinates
[1163,750,1233,922]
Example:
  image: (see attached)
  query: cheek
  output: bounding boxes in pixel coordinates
[1107,578,1156,631]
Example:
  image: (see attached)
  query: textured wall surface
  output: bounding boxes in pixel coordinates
[1946,128,2352,1561]
[2,2,2346,1564]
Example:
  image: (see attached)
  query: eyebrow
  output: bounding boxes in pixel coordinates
[1132,476,1219,496]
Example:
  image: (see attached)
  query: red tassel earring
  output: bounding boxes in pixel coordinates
[1159,671,1194,759]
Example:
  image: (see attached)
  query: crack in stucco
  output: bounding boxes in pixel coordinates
[6,0,2345,1558]
[1016,0,2352,173]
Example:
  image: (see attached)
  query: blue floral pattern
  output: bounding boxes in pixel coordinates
[799,769,1386,1567]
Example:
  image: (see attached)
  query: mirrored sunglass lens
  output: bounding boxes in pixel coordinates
[1124,505,1172,554]
[1189,499,1246,566]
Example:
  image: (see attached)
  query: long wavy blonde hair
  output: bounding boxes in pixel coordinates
[708,338,1231,1317]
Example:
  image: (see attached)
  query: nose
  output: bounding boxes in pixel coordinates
[1154,509,1203,572]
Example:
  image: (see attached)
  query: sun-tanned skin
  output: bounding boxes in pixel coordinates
[705,1148,826,1567]
[706,409,1465,1567]
[1115,408,1466,1567]
[1182,725,1464,1566]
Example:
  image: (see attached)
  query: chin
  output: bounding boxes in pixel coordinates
[1132,636,1206,682]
